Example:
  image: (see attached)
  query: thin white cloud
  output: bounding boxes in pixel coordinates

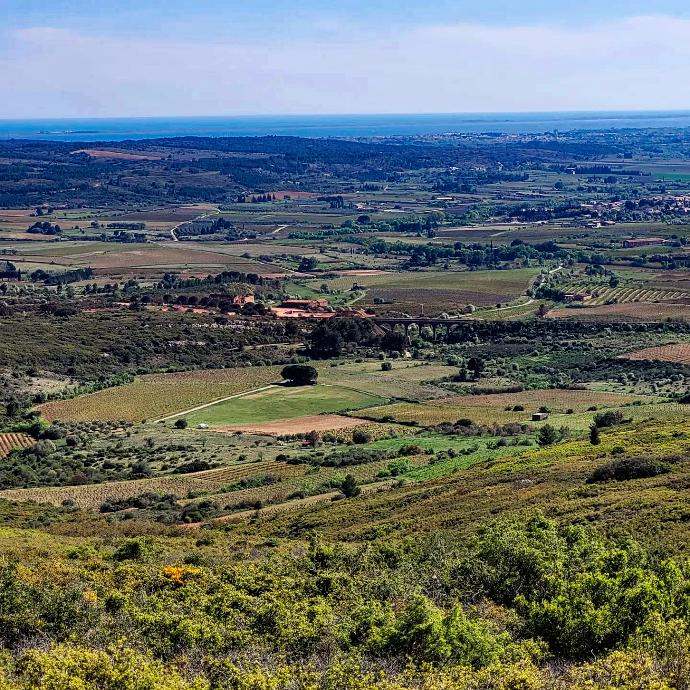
[2,15,690,117]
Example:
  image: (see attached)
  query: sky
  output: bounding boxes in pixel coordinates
[3,0,690,118]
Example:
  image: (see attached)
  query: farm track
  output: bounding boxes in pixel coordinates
[480,298,535,314]
[152,384,282,422]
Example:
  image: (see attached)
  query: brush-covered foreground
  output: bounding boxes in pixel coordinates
[2,411,690,688]
[2,504,690,689]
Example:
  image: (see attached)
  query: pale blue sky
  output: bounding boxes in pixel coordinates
[2,1,690,117]
[5,1,690,34]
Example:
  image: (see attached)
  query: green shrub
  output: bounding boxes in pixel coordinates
[587,457,670,484]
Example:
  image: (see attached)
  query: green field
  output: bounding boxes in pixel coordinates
[186,384,388,427]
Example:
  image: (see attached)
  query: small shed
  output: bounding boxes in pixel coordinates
[532,412,549,422]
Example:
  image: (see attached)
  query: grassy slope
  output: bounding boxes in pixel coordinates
[237,417,690,554]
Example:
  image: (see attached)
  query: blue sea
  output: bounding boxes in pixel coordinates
[2,111,690,141]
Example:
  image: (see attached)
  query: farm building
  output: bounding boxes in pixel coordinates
[231,294,254,306]
[209,293,255,306]
[532,412,550,421]
[564,292,592,303]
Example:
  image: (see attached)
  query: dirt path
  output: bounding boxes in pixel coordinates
[169,208,220,242]
[272,224,288,235]
[152,384,280,423]
[481,298,535,313]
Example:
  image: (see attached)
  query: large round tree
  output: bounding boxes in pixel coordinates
[281,364,318,386]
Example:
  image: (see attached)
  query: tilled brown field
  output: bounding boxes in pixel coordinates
[623,343,690,365]
[0,433,33,458]
[547,302,690,321]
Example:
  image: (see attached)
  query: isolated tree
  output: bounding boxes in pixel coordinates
[468,357,484,380]
[538,424,558,447]
[298,256,318,272]
[174,418,188,429]
[590,424,601,445]
[341,474,361,498]
[281,364,318,386]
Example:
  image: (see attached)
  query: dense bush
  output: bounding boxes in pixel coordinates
[0,515,687,687]
[587,456,671,483]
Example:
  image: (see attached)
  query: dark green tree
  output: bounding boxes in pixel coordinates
[281,364,318,385]
[341,474,361,498]
[590,424,601,445]
[538,424,558,447]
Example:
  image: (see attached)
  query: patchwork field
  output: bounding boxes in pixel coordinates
[115,205,217,223]
[317,361,457,400]
[310,268,539,316]
[584,287,690,306]
[0,433,33,458]
[24,244,283,277]
[0,459,306,509]
[36,360,457,424]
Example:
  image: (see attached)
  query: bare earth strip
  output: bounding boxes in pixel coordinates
[216,414,368,436]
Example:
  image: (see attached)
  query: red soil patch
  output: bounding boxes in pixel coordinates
[0,433,33,458]
[217,414,367,436]
[270,308,336,319]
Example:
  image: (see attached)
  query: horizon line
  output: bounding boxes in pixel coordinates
[3,109,690,123]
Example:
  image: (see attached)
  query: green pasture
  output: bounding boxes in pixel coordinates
[186,384,388,427]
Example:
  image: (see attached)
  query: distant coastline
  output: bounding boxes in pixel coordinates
[3,111,690,141]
